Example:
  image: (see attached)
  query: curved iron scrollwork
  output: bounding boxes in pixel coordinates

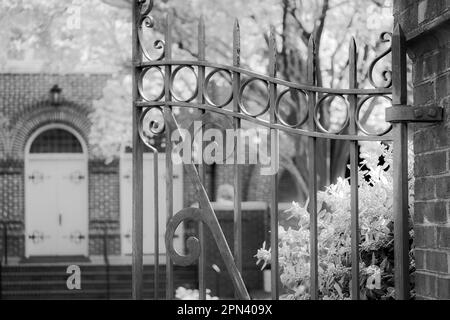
[204,69,233,108]
[368,32,393,89]
[275,88,309,128]
[165,207,202,266]
[136,51,395,141]
[162,111,250,299]
[314,94,350,135]
[356,95,393,136]
[138,106,166,151]
[170,66,198,103]
[138,66,165,102]
[134,25,395,141]
[238,78,270,117]
[137,0,165,62]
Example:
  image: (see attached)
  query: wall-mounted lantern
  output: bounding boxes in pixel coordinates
[49,85,62,106]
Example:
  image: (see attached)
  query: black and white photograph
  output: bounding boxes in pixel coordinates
[0,0,449,305]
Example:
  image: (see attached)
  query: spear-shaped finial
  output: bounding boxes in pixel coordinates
[164,10,173,59]
[307,34,316,85]
[233,19,240,66]
[349,37,357,88]
[269,25,277,77]
[198,15,206,60]
[392,23,407,105]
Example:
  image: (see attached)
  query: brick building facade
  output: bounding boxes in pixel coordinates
[0,73,115,257]
[394,0,450,299]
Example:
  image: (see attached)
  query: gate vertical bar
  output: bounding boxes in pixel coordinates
[392,24,409,300]
[165,11,175,300]
[132,0,144,300]
[232,19,243,279]
[153,149,159,299]
[268,26,279,300]
[197,16,207,301]
[307,35,319,300]
[349,38,360,300]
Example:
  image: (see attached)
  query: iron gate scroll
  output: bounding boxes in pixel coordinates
[131,0,439,300]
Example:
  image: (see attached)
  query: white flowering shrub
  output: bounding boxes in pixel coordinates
[255,142,415,300]
[175,287,219,300]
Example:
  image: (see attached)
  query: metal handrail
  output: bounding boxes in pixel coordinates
[91,219,117,300]
[0,219,22,300]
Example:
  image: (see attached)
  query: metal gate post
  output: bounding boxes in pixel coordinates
[391,24,410,300]
[132,0,144,300]
[387,23,443,300]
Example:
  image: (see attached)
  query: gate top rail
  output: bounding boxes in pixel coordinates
[138,60,392,96]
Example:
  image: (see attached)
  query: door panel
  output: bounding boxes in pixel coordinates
[121,154,184,257]
[56,159,88,255]
[25,160,59,256]
[26,157,88,257]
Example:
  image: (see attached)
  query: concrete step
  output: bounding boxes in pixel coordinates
[0,264,197,300]
[1,288,166,300]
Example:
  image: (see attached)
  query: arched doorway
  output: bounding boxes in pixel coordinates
[25,124,88,257]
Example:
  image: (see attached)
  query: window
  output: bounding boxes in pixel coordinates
[30,129,83,154]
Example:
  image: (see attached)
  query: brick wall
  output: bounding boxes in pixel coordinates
[88,160,121,255]
[394,0,450,299]
[0,73,113,257]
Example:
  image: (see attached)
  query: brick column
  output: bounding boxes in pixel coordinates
[394,0,450,299]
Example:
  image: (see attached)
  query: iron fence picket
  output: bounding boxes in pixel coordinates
[153,149,159,300]
[164,11,175,300]
[349,37,360,300]
[307,35,319,300]
[233,19,243,289]
[392,24,410,300]
[268,26,280,300]
[132,0,144,301]
[197,15,207,301]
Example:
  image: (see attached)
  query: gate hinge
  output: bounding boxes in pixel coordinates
[385,105,443,123]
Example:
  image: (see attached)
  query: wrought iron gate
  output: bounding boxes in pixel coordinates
[131,0,442,300]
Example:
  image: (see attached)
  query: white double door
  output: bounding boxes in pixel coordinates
[120,154,184,257]
[25,155,88,257]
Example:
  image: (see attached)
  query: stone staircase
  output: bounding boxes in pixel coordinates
[0,264,198,300]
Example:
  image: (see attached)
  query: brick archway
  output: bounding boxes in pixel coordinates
[10,104,91,160]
